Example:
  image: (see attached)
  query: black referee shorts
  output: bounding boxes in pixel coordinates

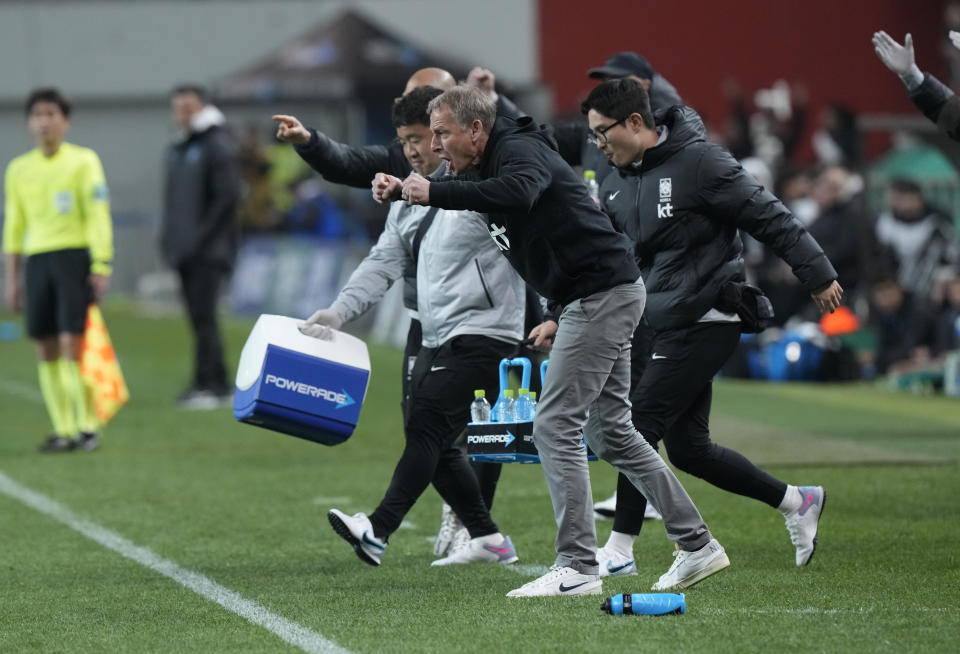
[24,248,92,339]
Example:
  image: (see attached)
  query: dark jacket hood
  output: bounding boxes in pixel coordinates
[482,115,558,173]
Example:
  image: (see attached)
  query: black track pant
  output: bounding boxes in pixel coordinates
[402,320,501,512]
[613,322,788,536]
[370,335,513,541]
[178,259,228,390]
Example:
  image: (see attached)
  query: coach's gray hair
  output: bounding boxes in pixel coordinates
[427,84,497,132]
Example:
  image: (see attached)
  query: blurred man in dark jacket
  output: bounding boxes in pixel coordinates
[162,84,240,409]
[876,179,959,297]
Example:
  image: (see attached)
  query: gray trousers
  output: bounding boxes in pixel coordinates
[533,280,712,575]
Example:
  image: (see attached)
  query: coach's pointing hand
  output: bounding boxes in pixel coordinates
[401,173,430,206]
[272,114,311,145]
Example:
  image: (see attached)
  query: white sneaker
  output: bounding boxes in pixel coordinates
[644,502,663,520]
[784,485,825,566]
[651,538,729,591]
[431,534,518,566]
[507,565,602,598]
[433,503,463,557]
[597,545,637,577]
[593,492,617,520]
[449,525,470,554]
[327,509,386,566]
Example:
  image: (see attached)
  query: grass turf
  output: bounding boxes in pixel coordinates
[0,304,957,653]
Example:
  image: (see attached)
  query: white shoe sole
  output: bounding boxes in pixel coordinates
[799,490,826,567]
[653,551,730,591]
[328,511,381,566]
[506,580,603,598]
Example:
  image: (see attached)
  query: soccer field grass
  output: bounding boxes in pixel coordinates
[1,305,958,653]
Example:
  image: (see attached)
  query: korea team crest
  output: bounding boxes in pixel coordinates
[657,178,673,219]
[659,178,672,201]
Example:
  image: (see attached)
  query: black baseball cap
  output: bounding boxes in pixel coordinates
[587,52,655,80]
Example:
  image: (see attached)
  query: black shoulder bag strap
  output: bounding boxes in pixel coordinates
[411,206,441,264]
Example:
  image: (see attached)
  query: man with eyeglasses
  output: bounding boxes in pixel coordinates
[581,78,842,571]
[388,85,731,597]
[554,52,681,185]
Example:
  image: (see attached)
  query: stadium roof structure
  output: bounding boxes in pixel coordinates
[214,9,473,102]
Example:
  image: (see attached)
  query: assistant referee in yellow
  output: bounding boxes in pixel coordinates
[3,88,113,452]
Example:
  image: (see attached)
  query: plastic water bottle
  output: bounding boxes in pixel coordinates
[514,388,533,421]
[584,169,600,206]
[528,391,537,420]
[601,593,686,616]
[496,389,517,423]
[470,389,491,423]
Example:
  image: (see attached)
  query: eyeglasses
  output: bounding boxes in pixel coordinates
[588,118,626,147]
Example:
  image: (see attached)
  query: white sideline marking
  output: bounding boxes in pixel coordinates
[704,606,951,616]
[0,471,351,654]
[0,376,43,403]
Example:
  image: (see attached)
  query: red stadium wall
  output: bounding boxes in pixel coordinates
[538,0,947,161]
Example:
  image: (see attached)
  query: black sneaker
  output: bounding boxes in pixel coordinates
[77,432,100,452]
[40,435,77,453]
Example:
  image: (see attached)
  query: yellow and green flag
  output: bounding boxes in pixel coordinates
[80,304,129,426]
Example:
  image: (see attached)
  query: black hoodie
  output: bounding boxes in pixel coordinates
[600,106,837,331]
[429,115,639,307]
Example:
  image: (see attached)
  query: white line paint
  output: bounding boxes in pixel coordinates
[702,606,951,616]
[0,471,351,654]
[0,376,43,403]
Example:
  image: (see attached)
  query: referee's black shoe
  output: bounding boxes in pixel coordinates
[77,432,100,452]
[39,435,77,453]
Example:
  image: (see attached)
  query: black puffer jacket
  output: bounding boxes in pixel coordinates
[161,119,240,268]
[429,115,640,307]
[600,105,837,331]
[910,73,960,142]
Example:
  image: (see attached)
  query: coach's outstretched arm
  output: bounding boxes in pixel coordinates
[274,114,411,188]
[873,30,960,141]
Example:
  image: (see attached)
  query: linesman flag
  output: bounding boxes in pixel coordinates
[80,304,129,426]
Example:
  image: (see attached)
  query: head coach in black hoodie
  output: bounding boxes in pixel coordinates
[581,78,842,569]
[377,85,731,598]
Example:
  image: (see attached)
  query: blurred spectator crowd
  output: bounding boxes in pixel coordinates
[235,122,367,241]
[707,24,960,391]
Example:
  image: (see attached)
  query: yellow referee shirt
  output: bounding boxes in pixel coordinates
[3,142,113,275]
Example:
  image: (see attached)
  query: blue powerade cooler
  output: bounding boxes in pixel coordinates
[233,315,370,445]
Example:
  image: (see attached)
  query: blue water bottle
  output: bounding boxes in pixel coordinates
[601,593,685,616]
